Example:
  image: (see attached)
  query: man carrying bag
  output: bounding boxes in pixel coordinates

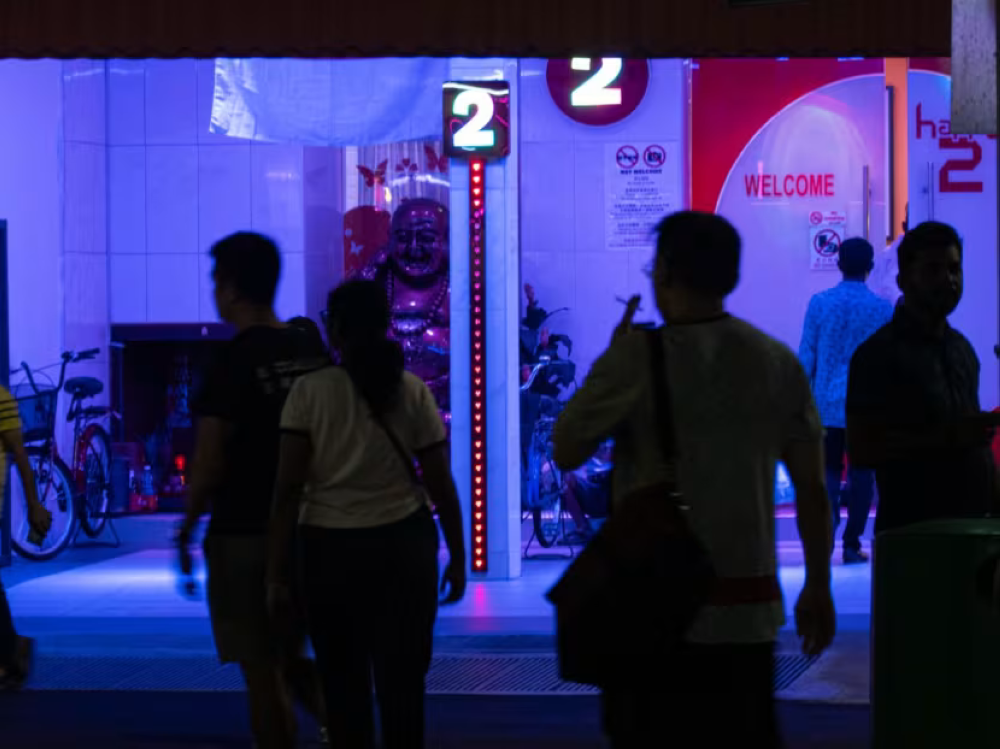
[549,211,836,748]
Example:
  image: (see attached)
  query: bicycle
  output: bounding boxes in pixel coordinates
[521,358,569,550]
[7,348,118,561]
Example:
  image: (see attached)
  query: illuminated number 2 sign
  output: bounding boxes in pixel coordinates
[443,81,511,160]
[547,59,649,126]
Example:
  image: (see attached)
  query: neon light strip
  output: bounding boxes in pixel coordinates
[469,159,487,573]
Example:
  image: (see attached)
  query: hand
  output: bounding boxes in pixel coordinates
[794,580,836,657]
[440,560,467,605]
[28,502,52,539]
[612,295,642,342]
[524,284,536,305]
[174,529,198,599]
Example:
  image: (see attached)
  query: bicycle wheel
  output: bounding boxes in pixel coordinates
[526,428,562,548]
[79,425,111,538]
[10,452,77,561]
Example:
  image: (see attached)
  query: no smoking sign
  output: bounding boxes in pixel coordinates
[616,145,639,169]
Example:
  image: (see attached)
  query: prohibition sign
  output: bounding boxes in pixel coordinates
[644,144,666,168]
[809,211,824,225]
[616,146,639,169]
[814,228,842,256]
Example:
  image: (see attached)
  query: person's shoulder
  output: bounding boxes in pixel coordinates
[401,370,433,397]
[851,323,894,366]
[947,326,980,362]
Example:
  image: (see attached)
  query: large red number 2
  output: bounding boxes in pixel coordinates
[938,137,983,193]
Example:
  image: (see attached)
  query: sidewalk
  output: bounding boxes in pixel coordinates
[0,691,870,748]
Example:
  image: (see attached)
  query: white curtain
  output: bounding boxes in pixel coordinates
[210,58,449,146]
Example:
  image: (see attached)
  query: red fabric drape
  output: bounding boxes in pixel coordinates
[0,0,951,58]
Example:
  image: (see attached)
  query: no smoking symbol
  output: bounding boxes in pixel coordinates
[644,145,666,168]
[810,211,823,225]
[616,146,639,169]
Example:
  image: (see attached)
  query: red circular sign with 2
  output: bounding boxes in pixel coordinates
[546,59,650,126]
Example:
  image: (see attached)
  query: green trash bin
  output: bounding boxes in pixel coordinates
[873,518,1000,748]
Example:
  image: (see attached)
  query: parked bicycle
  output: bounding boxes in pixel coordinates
[7,349,116,560]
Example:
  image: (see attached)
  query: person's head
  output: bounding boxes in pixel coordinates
[388,199,449,282]
[651,211,741,321]
[896,221,964,321]
[837,238,875,281]
[210,232,281,323]
[323,279,404,413]
[288,315,327,351]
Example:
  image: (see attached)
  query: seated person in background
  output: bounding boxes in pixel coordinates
[560,442,613,543]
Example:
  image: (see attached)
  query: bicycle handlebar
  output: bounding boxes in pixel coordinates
[14,348,102,394]
[520,357,551,393]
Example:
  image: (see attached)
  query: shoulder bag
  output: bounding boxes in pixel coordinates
[545,328,716,688]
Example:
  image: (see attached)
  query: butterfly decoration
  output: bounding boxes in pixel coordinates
[357,160,388,188]
[396,158,419,175]
[424,145,448,174]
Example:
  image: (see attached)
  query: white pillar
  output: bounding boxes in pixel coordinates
[448,58,522,580]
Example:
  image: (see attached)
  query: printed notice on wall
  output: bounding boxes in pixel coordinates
[808,210,847,271]
[605,143,678,251]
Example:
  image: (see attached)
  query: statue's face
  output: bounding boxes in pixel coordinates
[389,202,448,279]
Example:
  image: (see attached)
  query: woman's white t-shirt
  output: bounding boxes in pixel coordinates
[280,367,447,529]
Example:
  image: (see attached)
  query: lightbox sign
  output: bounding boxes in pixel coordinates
[442,79,512,575]
[443,81,511,160]
[546,58,650,126]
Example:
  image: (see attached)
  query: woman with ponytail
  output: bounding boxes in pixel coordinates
[266,279,466,749]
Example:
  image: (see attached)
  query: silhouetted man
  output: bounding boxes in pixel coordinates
[847,221,999,534]
[799,238,892,563]
[553,211,835,748]
[175,232,328,749]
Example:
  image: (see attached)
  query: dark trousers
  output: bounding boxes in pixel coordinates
[0,573,16,664]
[825,427,875,552]
[601,642,781,748]
[299,508,439,749]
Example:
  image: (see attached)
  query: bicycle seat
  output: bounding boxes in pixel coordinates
[64,376,104,399]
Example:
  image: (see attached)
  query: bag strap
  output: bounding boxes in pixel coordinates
[371,410,422,487]
[645,328,679,469]
[342,366,422,487]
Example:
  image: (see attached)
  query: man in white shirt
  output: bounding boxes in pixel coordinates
[552,211,835,748]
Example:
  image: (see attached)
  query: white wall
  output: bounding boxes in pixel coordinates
[0,61,65,384]
[519,59,687,380]
[907,70,999,410]
[62,59,111,419]
[106,59,311,324]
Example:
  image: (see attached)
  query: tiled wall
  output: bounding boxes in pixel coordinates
[106,59,317,324]
[0,61,65,386]
[518,60,687,381]
[62,60,110,421]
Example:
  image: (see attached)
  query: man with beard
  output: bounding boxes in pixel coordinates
[847,221,1000,534]
[358,198,450,418]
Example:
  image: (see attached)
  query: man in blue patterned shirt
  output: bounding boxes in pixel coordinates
[799,238,893,563]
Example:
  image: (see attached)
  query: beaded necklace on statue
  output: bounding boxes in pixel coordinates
[387,271,448,338]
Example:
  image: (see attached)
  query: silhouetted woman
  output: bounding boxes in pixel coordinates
[267,279,467,749]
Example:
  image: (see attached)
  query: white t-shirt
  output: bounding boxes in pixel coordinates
[553,318,823,644]
[280,367,447,529]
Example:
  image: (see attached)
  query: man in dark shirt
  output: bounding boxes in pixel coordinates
[175,232,329,749]
[847,221,999,535]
